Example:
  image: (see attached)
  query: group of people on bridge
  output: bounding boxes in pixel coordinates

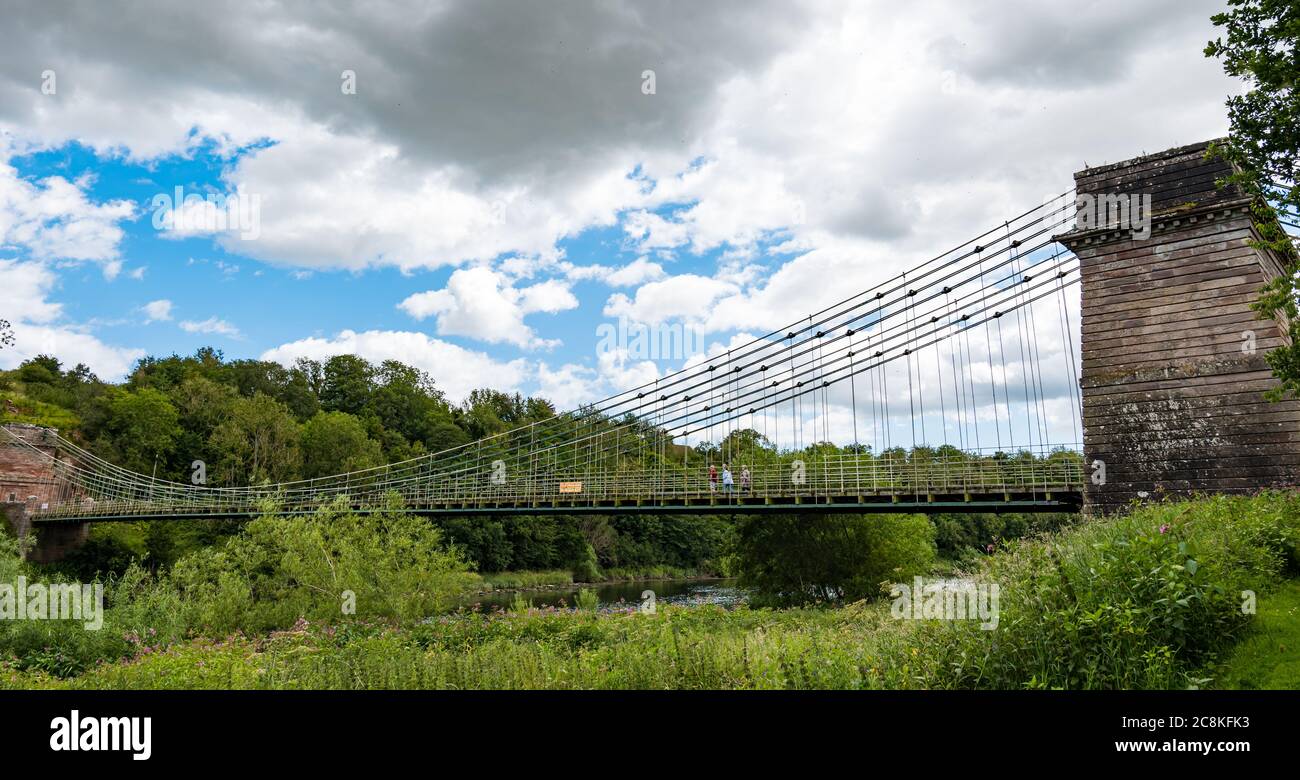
[708,464,751,494]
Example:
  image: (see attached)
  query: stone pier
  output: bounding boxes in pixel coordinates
[1,423,89,562]
[1060,140,1300,513]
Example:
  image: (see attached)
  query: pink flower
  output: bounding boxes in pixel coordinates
[1159,524,1169,534]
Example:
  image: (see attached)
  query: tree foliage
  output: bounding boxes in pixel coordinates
[1207,0,1300,397]
[167,498,477,632]
[732,513,935,606]
[300,411,384,478]
[211,394,302,485]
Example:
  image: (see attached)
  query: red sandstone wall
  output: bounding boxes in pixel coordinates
[0,423,60,508]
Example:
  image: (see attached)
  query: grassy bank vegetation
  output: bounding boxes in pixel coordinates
[1211,578,1300,689]
[475,570,575,591]
[2,492,1296,689]
[473,565,726,593]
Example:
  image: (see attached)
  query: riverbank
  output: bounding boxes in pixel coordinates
[459,577,744,613]
[470,566,725,595]
[4,492,1295,690]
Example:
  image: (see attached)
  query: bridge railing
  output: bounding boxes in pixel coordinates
[35,450,1083,518]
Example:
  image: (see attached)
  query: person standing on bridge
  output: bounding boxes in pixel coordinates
[722,464,734,494]
[709,464,718,492]
[740,466,751,493]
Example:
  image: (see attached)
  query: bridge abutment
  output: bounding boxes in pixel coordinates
[2,501,30,545]
[2,423,88,562]
[1061,140,1300,514]
[2,503,88,564]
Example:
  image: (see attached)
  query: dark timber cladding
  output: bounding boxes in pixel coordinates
[1059,139,1300,513]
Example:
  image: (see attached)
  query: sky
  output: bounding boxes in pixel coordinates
[0,0,1243,448]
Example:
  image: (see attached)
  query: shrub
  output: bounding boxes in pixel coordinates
[733,513,935,606]
[902,492,1300,689]
[166,496,478,635]
[0,535,133,677]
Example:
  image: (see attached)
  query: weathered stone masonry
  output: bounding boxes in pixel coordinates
[1,423,89,563]
[0,422,59,506]
[1059,140,1300,514]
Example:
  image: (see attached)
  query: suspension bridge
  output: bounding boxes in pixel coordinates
[3,140,1298,561]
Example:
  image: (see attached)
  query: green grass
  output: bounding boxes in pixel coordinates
[0,389,80,430]
[472,566,723,593]
[599,565,720,582]
[475,570,574,590]
[3,604,914,690]
[1212,578,1300,690]
[2,492,1297,690]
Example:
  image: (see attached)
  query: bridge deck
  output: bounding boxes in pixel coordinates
[30,488,1082,522]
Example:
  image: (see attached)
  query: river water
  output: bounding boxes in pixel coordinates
[456,578,747,613]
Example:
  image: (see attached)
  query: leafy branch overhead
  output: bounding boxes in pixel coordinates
[1207,0,1300,398]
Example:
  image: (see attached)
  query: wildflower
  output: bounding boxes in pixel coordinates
[1159,524,1169,534]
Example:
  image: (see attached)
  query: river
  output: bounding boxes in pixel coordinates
[455,578,747,613]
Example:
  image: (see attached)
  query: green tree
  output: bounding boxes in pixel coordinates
[300,411,384,478]
[460,388,533,438]
[168,498,477,632]
[98,387,181,474]
[422,414,471,454]
[210,394,301,485]
[1207,0,1300,396]
[17,355,60,385]
[129,347,224,393]
[732,513,935,606]
[277,363,322,421]
[365,360,448,445]
[319,354,374,417]
[172,375,236,436]
[167,375,236,484]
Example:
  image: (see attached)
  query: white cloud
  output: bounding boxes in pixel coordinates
[0,259,63,325]
[0,260,143,379]
[603,257,666,287]
[0,153,135,277]
[622,209,693,252]
[603,275,739,325]
[261,329,529,403]
[0,1,1237,285]
[495,255,667,289]
[534,362,601,411]
[179,316,241,338]
[1,324,144,381]
[0,1,1238,283]
[398,266,577,349]
[518,279,579,314]
[0,0,1240,441]
[142,299,173,322]
[703,240,898,334]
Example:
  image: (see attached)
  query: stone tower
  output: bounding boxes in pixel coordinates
[1059,140,1300,513]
